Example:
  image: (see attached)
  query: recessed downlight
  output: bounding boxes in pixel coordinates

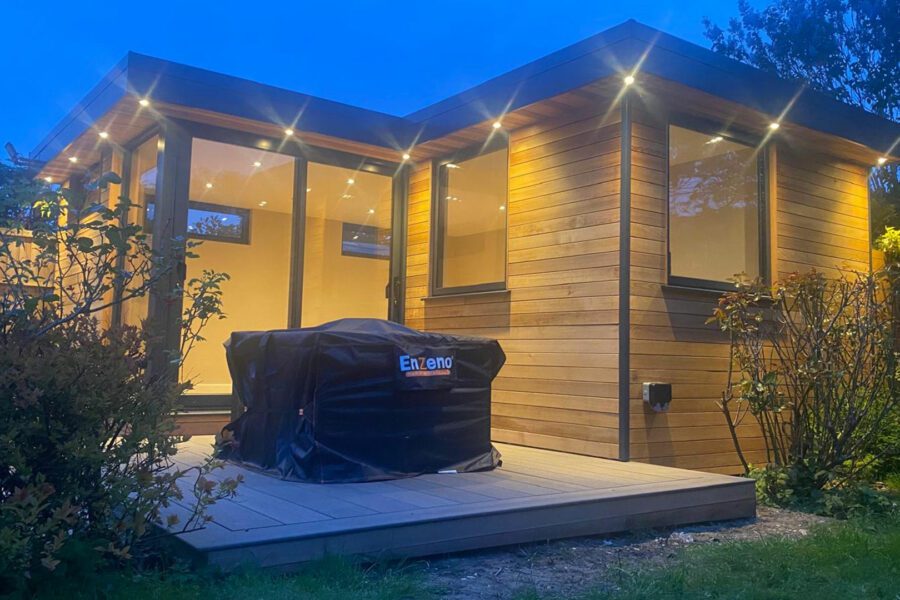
[768,122,781,131]
[138,98,150,107]
[877,157,888,166]
[205,182,213,189]
[284,128,294,136]
[623,74,636,86]
[68,156,78,163]
[98,131,109,139]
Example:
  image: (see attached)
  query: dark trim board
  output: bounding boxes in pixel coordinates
[166,439,755,571]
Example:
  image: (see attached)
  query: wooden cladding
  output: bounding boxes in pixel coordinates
[627,109,872,474]
[406,94,872,473]
[405,106,624,459]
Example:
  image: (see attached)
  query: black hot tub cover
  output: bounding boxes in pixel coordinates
[216,318,505,483]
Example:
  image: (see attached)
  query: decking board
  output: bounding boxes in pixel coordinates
[166,437,755,569]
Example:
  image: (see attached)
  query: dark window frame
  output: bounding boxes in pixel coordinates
[430,137,509,297]
[665,116,770,292]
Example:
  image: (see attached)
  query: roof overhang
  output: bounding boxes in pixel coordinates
[32,19,900,181]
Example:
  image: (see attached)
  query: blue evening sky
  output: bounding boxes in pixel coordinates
[1,0,762,156]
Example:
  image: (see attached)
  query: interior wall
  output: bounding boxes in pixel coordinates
[441,229,506,287]
[405,104,623,459]
[627,104,872,474]
[301,215,389,326]
[181,208,291,394]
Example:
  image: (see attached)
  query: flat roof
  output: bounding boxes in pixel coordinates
[31,19,900,165]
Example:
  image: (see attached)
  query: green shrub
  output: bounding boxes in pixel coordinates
[0,163,238,595]
[711,269,900,510]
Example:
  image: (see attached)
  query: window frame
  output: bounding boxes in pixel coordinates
[665,116,770,292]
[430,138,510,297]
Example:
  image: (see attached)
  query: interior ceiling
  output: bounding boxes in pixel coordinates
[189,138,392,228]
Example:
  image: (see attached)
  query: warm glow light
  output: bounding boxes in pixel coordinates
[68,156,78,163]
[706,136,724,144]
[98,131,109,139]
[402,152,411,160]
[258,200,267,207]
[284,128,294,136]
[306,187,312,192]
[492,121,502,129]
[446,163,459,169]
[252,160,262,167]
[347,178,355,185]
[44,176,52,183]
[877,157,888,166]
[205,182,213,189]
[368,208,375,214]
[138,98,150,107]
[499,205,506,211]
[768,122,781,131]
[623,74,636,86]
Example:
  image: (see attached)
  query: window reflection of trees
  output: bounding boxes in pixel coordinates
[669,146,758,218]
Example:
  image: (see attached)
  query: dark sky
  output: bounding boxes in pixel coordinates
[1,0,762,156]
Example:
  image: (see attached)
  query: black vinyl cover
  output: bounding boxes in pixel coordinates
[216,319,505,483]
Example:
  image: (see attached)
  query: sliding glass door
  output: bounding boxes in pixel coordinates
[180,138,296,397]
[301,162,393,327]
[168,130,403,403]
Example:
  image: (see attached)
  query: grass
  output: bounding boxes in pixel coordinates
[516,512,900,600]
[33,556,434,600]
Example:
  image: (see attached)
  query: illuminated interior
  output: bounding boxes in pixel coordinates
[301,163,392,326]
[122,134,158,328]
[438,147,508,289]
[668,125,760,283]
[181,138,294,395]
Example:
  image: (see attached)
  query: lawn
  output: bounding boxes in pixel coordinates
[516,512,900,600]
[35,511,900,599]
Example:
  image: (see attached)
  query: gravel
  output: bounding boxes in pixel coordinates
[415,506,829,599]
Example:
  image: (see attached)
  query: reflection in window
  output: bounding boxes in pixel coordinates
[186,202,250,244]
[182,138,295,395]
[668,125,761,284]
[435,146,508,292]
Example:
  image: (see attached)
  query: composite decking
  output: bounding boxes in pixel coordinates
[167,437,755,570]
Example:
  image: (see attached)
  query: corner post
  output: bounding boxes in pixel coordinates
[618,93,632,462]
[148,119,192,381]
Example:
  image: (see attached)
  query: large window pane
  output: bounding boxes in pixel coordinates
[301,163,391,326]
[668,125,761,284]
[181,138,294,395]
[436,147,508,291]
[122,135,158,328]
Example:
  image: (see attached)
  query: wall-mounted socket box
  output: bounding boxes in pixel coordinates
[642,382,672,412]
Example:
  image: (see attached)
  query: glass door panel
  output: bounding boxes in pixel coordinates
[301,163,392,327]
[181,138,295,396]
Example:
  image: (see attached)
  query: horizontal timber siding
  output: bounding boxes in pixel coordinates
[627,109,872,474]
[405,106,623,459]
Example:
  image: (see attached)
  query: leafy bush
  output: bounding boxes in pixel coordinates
[0,163,239,595]
[711,269,900,513]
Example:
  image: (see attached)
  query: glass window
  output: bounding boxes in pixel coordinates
[121,135,158,328]
[668,124,762,285]
[301,163,392,327]
[181,138,295,396]
[435,146,508,292]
